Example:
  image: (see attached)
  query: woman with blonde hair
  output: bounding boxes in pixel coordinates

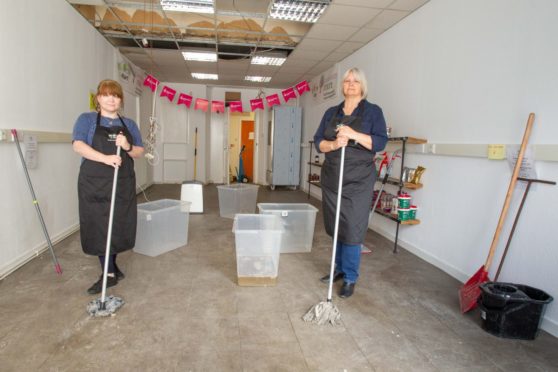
[72,79,144,294]
[313,68,388,298]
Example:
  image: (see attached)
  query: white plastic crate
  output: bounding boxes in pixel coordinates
[257,203,318,253]
[217,183,259,218]
[232,214,283,286]
[134,199,190,257]
[180,181,203,213]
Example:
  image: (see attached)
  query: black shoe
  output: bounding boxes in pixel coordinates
[320,272,344,284]
[87,275,118,295]
[339,282,355,298]
[115,265,125,280]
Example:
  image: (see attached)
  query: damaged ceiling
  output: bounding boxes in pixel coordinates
[68,0,429,88]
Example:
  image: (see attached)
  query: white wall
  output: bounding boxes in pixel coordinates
[0,0,152,277]
[300,0,558,337]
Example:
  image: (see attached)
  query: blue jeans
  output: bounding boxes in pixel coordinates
[334,241,361,283]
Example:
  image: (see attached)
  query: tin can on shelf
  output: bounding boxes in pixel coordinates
[409,205,417,220]
[398,193,411,209]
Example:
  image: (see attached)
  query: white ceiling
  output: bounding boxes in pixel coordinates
[68,0,429,88]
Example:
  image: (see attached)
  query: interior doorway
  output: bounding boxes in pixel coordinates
[228,111,255,183]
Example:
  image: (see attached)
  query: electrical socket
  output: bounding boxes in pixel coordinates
[0,129,8,142]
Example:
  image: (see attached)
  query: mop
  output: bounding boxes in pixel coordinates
[303,145,346,325]
[87,146,125,317]
[11,129,62,275]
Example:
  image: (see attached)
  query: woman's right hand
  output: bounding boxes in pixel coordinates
[103,154,122,168]
[333,136,349,150]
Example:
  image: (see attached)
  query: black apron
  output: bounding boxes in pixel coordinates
[321,101,377,245]
[78,113,137,256]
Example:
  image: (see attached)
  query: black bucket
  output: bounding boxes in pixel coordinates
[478,282,553,340]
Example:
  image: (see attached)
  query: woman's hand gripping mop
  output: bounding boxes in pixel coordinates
[87,146,125,317]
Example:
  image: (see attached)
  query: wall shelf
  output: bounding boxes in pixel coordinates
[372,136,427,253]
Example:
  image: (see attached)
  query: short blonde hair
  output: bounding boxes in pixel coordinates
[95,79,124,111]
[341,67,368,99]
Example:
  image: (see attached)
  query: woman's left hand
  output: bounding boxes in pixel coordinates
[336,125,357,140]
[115,133,131,151]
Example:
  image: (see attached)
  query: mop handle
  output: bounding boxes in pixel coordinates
[100,146,121,305]
[327,145,346,301]
[11,129,62,274]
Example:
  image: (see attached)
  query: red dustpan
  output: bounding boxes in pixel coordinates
[459,113,535,313]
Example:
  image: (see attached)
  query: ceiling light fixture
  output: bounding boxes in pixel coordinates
[251,56,287,66]
[182,51,217,62]
[192,73,219,80]
[160,0,214,14]
[269,0,330,23]
[245,76,272,83]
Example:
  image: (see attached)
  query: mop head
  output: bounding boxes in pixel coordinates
[302,300,341,325]
[87,295,125,317]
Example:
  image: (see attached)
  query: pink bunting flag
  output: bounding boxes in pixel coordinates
[194,98,209,112]
[211,100,225,113]
[295,80,310,95]
[160,86,177,102]
[143,74,159,92]
[266,93,281,107]
[282,87,297,102]
[177,93,193,108]
[229,101,243,113]
[250,98,264,111]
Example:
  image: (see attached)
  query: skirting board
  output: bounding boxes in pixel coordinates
[0,222,79,280]
[369,224,558,338]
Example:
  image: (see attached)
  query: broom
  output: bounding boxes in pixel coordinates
[303,145,346,325]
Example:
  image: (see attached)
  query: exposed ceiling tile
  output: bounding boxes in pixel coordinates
[366,9,409,29]
[389,0,429,11]
[318,5,381,27]
[70,0,428,86]
[349,27,385,43]
[295,38,343,53]
[304,24,359,41]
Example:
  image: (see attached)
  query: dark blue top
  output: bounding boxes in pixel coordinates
[72,112,144,147]
[313,100,388,153]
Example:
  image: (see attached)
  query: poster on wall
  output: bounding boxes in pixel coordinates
[310,64,339,104]
[117,55,145,96]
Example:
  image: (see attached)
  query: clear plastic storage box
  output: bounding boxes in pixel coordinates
[257,203,318,253]
[217,183,259,218]
[134,199,191,257]
[232,214,283,286]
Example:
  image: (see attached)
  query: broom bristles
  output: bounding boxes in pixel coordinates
[302,300,341,325]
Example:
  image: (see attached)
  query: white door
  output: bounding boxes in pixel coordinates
[162,105,191,183]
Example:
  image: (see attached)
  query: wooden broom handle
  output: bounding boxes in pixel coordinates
[484,113,535,270]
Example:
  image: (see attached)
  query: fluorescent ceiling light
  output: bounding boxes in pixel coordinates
[192,73,218,80]
[270,0,330,23]
[182,51,217,62]
[251,56,286,66]
[161,0,214,14]
[245,76,272,83]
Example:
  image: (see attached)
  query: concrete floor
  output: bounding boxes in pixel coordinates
[1,184,557,371]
